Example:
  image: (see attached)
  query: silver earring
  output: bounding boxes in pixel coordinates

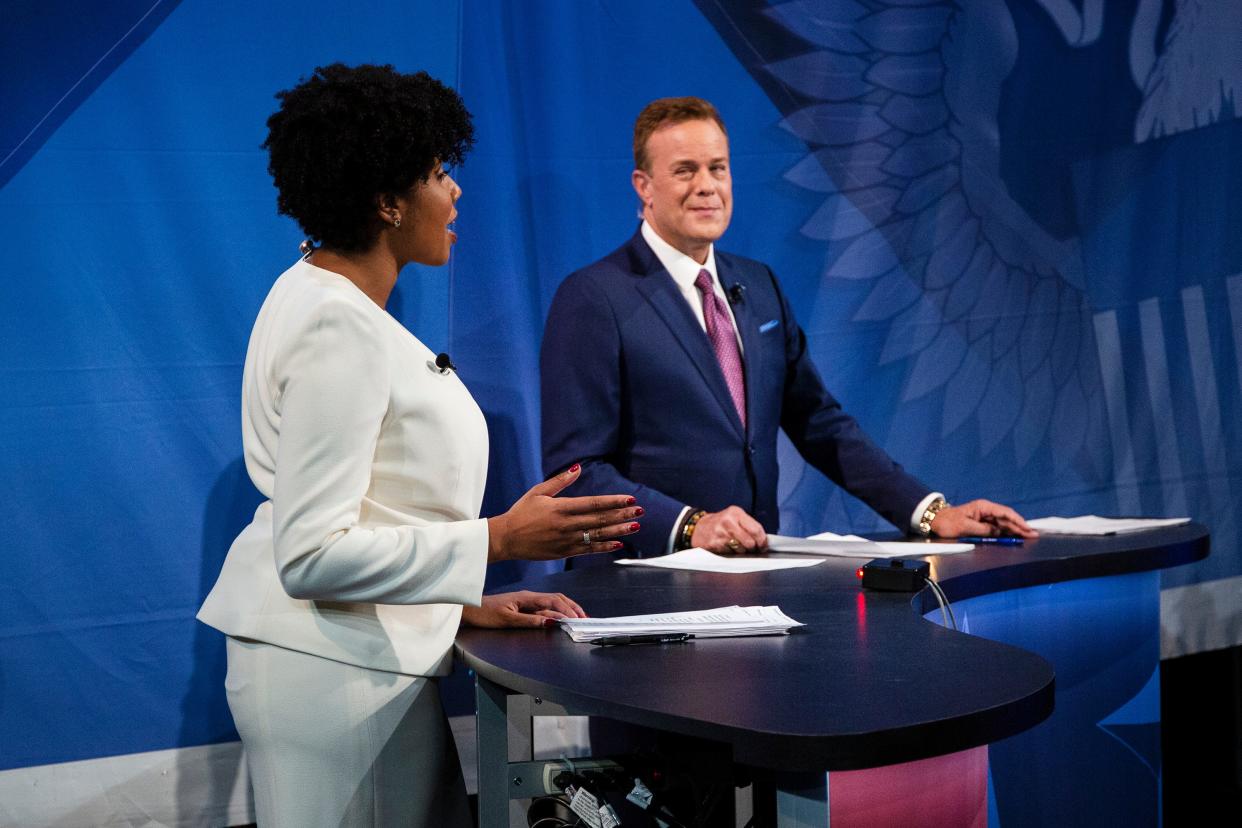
[393,216,401,228]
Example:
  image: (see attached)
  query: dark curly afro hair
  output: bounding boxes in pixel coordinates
[263,63,474,252]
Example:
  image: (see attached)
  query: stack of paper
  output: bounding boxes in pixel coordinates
[767,532,976,558]
[1027,515,1190,535]
[616,547,823,573]
[557,605,803,643]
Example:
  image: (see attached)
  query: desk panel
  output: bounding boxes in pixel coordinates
[458,524,1207,826]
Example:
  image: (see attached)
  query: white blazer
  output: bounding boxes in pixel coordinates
[198,259,489,676]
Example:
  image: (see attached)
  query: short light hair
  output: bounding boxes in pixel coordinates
[632,97,728,172]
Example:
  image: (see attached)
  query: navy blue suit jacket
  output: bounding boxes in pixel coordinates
[541,229,930,558]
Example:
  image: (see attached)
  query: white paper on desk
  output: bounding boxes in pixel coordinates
[615,547,823,573]
[808,531,975,555]
[558,604,804,643]
[767,533,975,558]
[809,530,869,542]
[1027,515,1191,535]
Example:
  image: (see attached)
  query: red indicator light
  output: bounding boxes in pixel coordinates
[856,567,864,579]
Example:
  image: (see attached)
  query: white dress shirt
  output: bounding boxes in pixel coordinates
[641,220,743,350]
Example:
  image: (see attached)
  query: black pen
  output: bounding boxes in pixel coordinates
[958,536,1024,545]
[590,633,692,647]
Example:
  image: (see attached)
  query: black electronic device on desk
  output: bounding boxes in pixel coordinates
[858,558,931,592]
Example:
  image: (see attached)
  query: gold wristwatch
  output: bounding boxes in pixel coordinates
[918,497,949,537]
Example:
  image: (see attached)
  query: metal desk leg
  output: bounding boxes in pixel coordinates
[775,771,830,827]
[477,677,559,826]
[475,676,521,827]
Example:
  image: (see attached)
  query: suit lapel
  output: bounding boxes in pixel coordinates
[628,234,746,439]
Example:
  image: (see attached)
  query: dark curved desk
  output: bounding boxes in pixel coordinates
[457,524,1207,826]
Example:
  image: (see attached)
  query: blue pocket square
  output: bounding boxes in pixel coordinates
[759,319,779,333]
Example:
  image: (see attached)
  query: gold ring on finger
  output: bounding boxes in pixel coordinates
[727,538,741,552]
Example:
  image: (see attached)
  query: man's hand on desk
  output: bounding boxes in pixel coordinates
[932,499,1039,540]
[693,506,768,554]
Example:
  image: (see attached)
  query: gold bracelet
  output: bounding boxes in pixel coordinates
[918,497,949,537]
[678,509,707,550]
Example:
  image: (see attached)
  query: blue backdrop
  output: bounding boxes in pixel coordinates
[2,0,1240,790]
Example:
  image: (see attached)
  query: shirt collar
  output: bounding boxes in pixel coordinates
[641,220,719,291]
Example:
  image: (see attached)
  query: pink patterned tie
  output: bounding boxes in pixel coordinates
[694,269,747,427]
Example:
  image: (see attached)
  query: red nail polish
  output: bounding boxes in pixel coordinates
[634,507,645,516]
[611,541,623,550]
[543,617,557,628]
[629,522,640,532]
[569,463,580,473]
[626,496,636,505]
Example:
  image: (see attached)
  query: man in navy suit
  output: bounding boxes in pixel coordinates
[541,97,1034,558]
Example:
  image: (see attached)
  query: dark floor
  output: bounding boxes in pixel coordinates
[1161,643,1242,823]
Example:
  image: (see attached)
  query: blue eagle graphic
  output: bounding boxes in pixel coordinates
[697,0,1242,493]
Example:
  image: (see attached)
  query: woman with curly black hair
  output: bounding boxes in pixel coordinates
[197,64,642,827]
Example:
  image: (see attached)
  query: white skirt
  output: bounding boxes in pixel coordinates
[225,637,472,828]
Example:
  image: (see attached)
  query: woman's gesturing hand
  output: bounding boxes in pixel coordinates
[486,464,642,562]
[460,591,587,629]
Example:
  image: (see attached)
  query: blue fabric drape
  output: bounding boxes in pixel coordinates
[2,0,1240,772]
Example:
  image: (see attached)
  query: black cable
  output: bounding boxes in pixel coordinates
[529,819,571,828]
[693,781,725,828]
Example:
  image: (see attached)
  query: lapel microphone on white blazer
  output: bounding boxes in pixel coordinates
[426,353,456,375]
[434,353,456,374]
